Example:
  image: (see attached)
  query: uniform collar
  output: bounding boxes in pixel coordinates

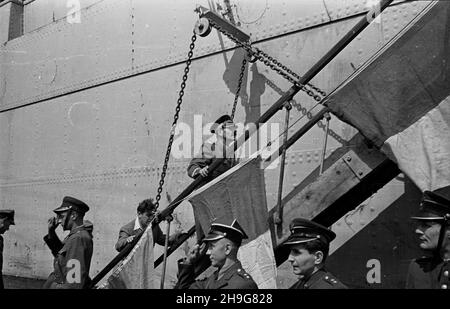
[213,136,236,155]
[301,267,326,288]
[67,224,87,238]
[217,260,241,281]
[307,268,326,286]
[209,261,242,289]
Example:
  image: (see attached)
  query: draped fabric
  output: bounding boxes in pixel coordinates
[188,156,277,288]
[98,222,155,289]
[327,0,450,192]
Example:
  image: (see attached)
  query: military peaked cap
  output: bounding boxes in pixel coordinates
[0,209,15,225]
[53,196,90,215]
[411,189,450,221]
[203,219,248,245]
[284,218,336,246]
[210,114,233,133]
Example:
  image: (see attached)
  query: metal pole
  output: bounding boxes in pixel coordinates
[160,216,172,289]
[275,102,292,225]
[265,107,329,165]
[154,225,195,266]
[435,215,450,260]
[319,112,331,175]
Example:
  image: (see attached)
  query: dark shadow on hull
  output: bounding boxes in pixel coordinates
[326,177,423,289]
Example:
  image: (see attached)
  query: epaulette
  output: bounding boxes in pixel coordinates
[416,256,442,272]
[323,274,340,286]
[197,276,208,282]
[237,268,252,280]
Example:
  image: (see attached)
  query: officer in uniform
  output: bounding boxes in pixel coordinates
[0,209,15,289]
[284,218,347,289]
[406,189,450,289]
[187,114,238,184]
[43,196,93,289]
[174,219,258,289]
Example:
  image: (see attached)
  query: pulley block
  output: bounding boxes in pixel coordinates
[194,17,212,37]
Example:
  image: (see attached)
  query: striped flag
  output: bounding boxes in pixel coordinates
[98,222,156,289]
[188,156,277,289]
[327,0,450,192]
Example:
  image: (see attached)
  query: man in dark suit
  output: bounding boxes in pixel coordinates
[406,189,450,289]
[187,114,238,185]
[284,218,347,289]
[115,198,182,252]
[174,219,258,289]
[43,196,93,289]
[0,209,15,289]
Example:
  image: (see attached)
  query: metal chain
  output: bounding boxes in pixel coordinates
[255,47,326,100]
[230,55,247,120]
[209,20,327,103]
[154,32,197,209]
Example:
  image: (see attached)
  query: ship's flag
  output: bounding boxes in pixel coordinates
[98,222,156,289]
[188,156,277,289]
[327,0,450,192]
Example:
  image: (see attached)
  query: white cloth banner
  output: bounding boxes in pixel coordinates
[238,230,278,289]
[98,224,155,289]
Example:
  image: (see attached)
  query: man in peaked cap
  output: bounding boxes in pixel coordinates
[284,218,347,289]
[406,188,450,289]
[174,219,258,289]
[187,114,238,185]
[0,209,15,289]
[43,196,94,289]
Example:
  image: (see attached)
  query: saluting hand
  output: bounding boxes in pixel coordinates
[186,243,207,264]
[48,217,58,233]
[186,244,205,265]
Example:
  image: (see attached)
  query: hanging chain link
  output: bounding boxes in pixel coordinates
[230,56,247,120]
[154,32,197,210]
[208,20,327,103]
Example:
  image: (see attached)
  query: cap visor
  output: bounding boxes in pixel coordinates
[203,234,224,242]
[410,216,445,221]
[283,237,317,246]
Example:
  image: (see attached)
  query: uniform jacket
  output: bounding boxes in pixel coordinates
[175,259,258,289]
[406,257,450,289]
[187,139,237,183]
[115,218,167,252]
[290,268,347,289]
[43,225,93,289]
[0,235,4,289]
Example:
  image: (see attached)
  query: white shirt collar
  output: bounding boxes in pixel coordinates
[134,217,142,231]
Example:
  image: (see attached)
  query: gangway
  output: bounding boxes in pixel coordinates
[90,0,397,287]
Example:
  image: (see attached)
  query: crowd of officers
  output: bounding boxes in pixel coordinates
[1,190,449,290]
[0,115,449,289]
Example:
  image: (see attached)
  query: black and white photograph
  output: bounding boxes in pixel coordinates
[0,0,449,295]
